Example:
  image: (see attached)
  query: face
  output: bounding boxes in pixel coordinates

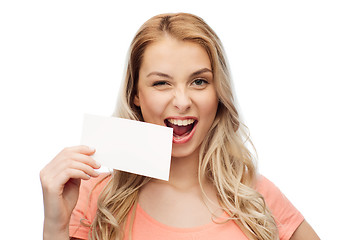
[134,36,219,158]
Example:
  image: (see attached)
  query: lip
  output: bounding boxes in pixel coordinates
[165,116,198,121]
[164,116,198,144]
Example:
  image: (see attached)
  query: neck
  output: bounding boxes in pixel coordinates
[154,149,203,190]
[142,149,222,218]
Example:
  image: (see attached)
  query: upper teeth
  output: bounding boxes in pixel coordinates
[167,119,195,126]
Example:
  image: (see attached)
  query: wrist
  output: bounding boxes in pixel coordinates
[43,221,69,240]
[43,231,69,240]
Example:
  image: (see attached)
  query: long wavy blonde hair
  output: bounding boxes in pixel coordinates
[89,13,278,240]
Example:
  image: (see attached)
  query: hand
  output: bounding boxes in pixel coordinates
[40,145,101,239]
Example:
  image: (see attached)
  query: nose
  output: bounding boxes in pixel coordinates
[172,88,192,113]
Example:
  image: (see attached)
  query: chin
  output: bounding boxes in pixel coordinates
[170,145,199,159]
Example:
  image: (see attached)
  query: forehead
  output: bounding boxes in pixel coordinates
[140,37,212,75]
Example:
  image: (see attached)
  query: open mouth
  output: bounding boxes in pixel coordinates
[165,118,198,143]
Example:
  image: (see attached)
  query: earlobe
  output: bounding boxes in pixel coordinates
[134,94,140,107]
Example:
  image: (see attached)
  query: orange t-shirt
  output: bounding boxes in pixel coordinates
[69,174,304,240]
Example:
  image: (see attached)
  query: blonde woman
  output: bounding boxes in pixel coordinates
[40,13,319,240]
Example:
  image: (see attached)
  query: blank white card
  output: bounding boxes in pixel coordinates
[80,114,173,181]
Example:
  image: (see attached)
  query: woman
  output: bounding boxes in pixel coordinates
[40,13,319,240]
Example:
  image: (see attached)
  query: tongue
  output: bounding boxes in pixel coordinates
[166,121,193,136]
[172,125,192,136]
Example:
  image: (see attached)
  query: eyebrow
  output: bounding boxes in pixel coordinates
[146,68,212,79]
[146,71,172,79]
[190,68,213,78]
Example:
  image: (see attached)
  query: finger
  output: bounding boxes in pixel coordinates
[63,145,96,156]
[41,155,99,190]
[62,168,92,182]
[41,167,92,196]
[54,169,92,194]
[71,153,101,169]
[68,160,100,178]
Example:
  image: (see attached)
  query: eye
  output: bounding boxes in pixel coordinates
[192,78,208,88]
[152,81,171,90]
[152,81,168,86]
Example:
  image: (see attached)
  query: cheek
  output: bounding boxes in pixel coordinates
[139,91,169,122]
[196,92,218,121]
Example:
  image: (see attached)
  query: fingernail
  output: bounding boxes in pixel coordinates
[88,146,96,152]
[95,161,101,168]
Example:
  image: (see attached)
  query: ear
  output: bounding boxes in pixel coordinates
[133,94,140,107]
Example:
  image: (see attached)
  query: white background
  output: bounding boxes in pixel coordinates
[1,0,339,239]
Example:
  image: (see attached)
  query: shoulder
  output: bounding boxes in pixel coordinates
[255,175,283,200]
[69,173,112,238]
[74,172,112,213]
[76,173,112,215]
[255,175,304,240]
[79,172,111,198]
[254,174,301,217]
[255,175,300,215]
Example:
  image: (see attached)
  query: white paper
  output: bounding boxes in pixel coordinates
[80,114,173,181]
